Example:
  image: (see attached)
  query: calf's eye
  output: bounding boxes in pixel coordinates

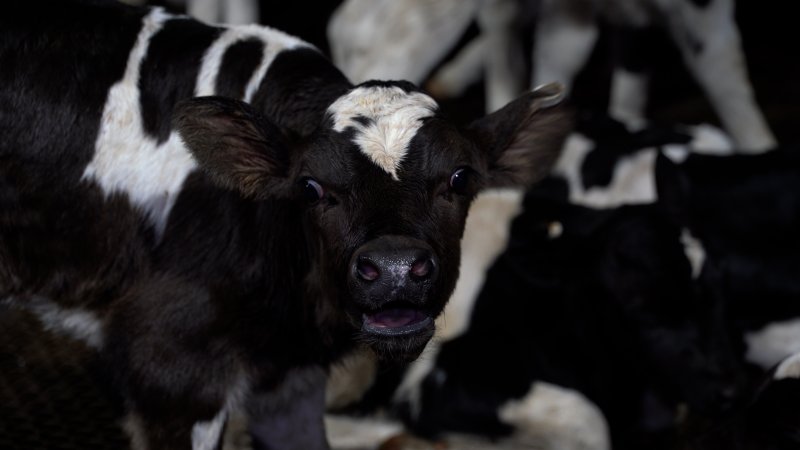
[449,168,470,194]
[302,178,325,203]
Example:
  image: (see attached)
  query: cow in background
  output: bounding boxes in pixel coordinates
[398,184,746,450]
[328,0,776,151]
[655,148,800,372]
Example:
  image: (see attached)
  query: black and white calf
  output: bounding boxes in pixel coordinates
[0,0,570,449]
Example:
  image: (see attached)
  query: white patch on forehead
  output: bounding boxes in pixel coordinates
[327,86,437,180]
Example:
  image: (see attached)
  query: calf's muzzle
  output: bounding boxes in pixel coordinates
[349,235,438,340]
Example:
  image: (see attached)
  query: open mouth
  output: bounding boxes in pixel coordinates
[362,306,433,337]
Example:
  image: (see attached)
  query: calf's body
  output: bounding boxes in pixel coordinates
[0,1,568,448]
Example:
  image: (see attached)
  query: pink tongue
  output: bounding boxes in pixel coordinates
[366,308,424,329]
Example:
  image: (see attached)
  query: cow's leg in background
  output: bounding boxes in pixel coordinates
[478,0,527,112]
[532,0,599,97]
[662,0,776,151]
[425,0,528,113]
[424,35,488,100]
[608,26,659,131]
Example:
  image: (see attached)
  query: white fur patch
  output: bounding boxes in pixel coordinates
[327,85,438,180]
[192,409,228,450]
[326,349,378,410]
[745,318,800,370]
[680,228,706,279]
[498,381,611,450]
[9,296,105,349]
[325,415,403,450]
[84,9,195,238]
[195,24,308,101]
[122,413,148,450]
[774,352,800,380]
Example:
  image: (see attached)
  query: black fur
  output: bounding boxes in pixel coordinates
[215,38,264,100]
[655,148,800,342]
[251,47,351,139]
[139,18,222,143]
[0,0,144,182]
[687,0,713,9]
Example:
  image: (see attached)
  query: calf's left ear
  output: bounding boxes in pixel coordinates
[468,83,571,188]
[174,96,292,199]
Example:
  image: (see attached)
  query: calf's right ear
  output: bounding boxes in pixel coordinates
[468,83,572,188]
[173,96,292,199]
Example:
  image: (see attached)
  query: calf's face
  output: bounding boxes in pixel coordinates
[175,81,568,361]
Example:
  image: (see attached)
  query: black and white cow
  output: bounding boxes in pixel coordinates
[0,0,570,448]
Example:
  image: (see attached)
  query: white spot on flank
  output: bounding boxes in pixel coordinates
[84,8,193,238]
[327,86,437,180]
[498,381,611,450]
[13,296,105,349]
[745,318,800,370]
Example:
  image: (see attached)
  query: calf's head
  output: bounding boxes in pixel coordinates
[174,81,569,361]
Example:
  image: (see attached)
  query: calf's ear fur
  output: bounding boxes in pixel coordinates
[174,96,292,199]
[468,83,572,188]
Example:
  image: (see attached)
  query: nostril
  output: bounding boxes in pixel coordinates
[410,257,434,279]
[356,258,380,282]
